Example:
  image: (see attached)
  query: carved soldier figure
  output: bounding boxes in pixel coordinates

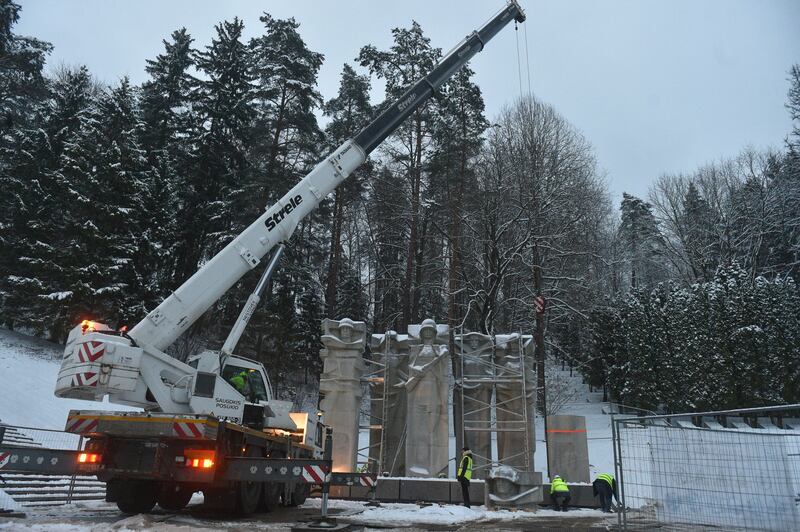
[402,319,449,477]
[455,331,494,479]
[319,318,366,472]
[369,330,409,475]
[494,334,536,469]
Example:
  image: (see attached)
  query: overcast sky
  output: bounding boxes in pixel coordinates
[16,0,800,205]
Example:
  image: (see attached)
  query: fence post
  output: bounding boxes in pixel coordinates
[66,435,83,505]
[612,415,627,530]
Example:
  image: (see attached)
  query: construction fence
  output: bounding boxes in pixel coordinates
[0,422,102,508]
[612,404,800,531]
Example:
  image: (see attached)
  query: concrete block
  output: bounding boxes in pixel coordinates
[398,479,450,502]
[374,478,400,500]
[449,480,485,504]
[485,467,542,510]
[542,483,599,508]
[348,486,371,500]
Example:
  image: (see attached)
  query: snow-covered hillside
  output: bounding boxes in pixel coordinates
[0,328,138,430]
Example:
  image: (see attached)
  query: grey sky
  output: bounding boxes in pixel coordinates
[17,0,800,205]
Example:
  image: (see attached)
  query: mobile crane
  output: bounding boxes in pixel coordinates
[4,1,526,515]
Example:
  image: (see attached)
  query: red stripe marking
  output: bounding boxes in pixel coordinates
[66,418,81,432]
[75,374,84,386]
[77,345,86,362]
[304,466,323,484]
[173,422,188,438]
[83,419,98,433]
[186,423,203,438]
[81,342,104,362]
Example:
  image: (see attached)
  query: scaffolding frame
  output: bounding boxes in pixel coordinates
[457,331,534,474]
[357,343,386,474]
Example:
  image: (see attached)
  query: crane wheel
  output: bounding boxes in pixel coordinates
[288,483,309,507]
[158,483,194,511]
[114,480,158,514]
[259,449,284,512]
[235,446,263,515]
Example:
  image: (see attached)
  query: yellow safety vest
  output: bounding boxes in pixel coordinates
[597,473,615,488]
[551,477,569,493]
[457,454,473,480]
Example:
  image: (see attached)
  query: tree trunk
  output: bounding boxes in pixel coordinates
[325,189,344,317]
[401,110,423,330]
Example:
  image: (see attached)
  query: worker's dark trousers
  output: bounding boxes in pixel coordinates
[551,492,570,511]
[594,480,613,512]
[458,476,471,508]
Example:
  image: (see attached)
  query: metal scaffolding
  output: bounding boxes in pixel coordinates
[457,331,535,475]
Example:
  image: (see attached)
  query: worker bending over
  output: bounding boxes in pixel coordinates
[550,475,571,512]
[593,473,619,513]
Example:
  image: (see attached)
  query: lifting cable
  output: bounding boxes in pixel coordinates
[523,18,533,98]
[514,16,534,102]
[514,21,524,97]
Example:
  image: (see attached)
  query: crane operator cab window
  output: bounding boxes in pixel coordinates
[222,365,268,403]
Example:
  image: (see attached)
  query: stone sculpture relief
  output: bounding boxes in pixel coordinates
[368,331,409,475]
[319,318,366,473]
[455,331,494,479]
[494,334,536,469]
[401,319,450,478]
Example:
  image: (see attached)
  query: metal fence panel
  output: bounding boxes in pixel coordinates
[614,405,800,531]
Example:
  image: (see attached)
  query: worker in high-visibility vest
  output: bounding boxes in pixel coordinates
[593,473,619,513]
[550,474,571,511]
[229,371,249,394]
[456,447,473,508]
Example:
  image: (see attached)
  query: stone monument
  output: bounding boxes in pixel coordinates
[494,334,536,469]
[319,318,366,473]
[455,331,494,479]
[546,415,590,483]
[401,319,450,478]
[368,330,409,476]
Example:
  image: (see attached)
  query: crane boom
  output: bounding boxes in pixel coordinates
[128,1,526,353]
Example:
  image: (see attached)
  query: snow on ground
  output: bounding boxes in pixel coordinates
[315,499,607,527]
[0,328,138,432]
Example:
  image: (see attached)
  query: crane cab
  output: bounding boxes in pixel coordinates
[186,351,299,432]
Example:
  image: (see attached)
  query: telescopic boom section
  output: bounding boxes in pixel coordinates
[128,1,526,352]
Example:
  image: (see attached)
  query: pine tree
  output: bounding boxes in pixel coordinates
[50,79,152,335]
[0,0,51,133]
[0,67,96,337]
[0,0,52,328]
[682,183,719,281]
[174,18,254,287]
[322,64,372,318]
[359,21,441,329]
[618,193,669,289]
[249,14,324,207]
[138,28,194,299]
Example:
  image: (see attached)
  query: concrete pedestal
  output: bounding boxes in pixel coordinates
[546,415,590,483]
[319,318,366,473]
